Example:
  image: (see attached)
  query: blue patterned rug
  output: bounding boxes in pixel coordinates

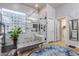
[30,45,79,56]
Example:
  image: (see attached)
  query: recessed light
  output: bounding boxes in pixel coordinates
[35,4,39,8]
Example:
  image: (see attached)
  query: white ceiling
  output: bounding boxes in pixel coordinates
[22,3,64,9]
[49,3,65,8]
[22,3,46,10]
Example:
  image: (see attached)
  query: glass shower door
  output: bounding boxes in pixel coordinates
[69,19,78,41]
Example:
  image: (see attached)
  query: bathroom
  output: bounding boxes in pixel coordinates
[0,3,79,56]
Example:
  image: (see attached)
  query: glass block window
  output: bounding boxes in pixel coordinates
[1,8,26,33]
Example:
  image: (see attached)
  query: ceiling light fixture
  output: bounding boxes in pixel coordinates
[35,4,39,8]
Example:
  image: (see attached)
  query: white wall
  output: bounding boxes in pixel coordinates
[56,3,79,18]
[56,3,79,47]
[47,4,55,19]
[47,4,56,42]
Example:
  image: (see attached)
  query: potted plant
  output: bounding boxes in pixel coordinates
[8,26,22,49]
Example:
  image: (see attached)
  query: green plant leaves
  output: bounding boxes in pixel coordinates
[8,26,22,39]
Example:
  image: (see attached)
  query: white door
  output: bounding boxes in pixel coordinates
[47,19,55,42]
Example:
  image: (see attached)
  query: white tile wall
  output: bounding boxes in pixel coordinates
[39,4,56,43]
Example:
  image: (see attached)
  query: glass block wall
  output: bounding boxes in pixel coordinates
[1,8,26,45]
